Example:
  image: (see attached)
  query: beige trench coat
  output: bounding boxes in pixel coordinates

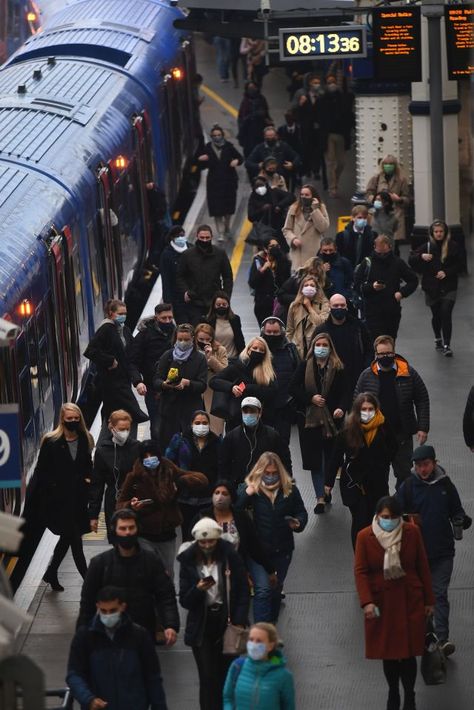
[202,344,228,435]
[286,299,331,359]
[283,202,330,271]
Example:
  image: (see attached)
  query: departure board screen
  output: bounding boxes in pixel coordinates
[279,26,367,61]
[445,4,474,79]
[372,7,422,81]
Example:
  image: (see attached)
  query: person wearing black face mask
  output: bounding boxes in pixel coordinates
[245,126,302,184]
[260,318,300,446]
[237,81,272,159]
[355,335,430,488]
[210,337,278,431]
[77,510,180,644]
[206,291,245,361]
[35,404,94,591]
[248,238,291,326]
[257,156,288,191]
[177,225,233,325]
[197,125,243,243]
[318,236,354,302]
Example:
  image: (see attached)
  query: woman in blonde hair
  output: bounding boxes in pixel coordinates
[236,452,307,622]
[409,219,462,357]
[210,336,277,429]
[286,274,330,358]
[290,332,349,514]
[224,622,295,709]
[33,403,94,590]
[194,322,228,434]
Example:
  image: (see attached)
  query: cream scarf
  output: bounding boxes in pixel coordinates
[371,516,406,580]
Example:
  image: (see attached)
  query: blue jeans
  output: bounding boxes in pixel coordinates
[311,437,334,499]
[213,37,231,80]
[429,556,454,641]
[247,551,292,623]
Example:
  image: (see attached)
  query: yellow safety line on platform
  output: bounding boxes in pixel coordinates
[231,218,251,277]
[6,557,17,576]
[201,84,238,118]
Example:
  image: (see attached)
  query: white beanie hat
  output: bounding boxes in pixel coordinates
[241,396,262,410]
[191,517,222,541]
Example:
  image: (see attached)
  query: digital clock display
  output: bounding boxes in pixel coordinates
[279,26,367,62]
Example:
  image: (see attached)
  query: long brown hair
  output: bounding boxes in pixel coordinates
[308,332,344,370]
[293,183,324,216]
[344,392,380,450]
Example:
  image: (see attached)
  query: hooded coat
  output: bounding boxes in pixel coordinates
[224,650,295,710]
[408,238,461,300]
[354,522,435,659]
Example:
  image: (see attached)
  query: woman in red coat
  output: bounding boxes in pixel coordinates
[354,496,434,710]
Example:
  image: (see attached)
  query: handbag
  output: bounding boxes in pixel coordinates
[222,563,249,655]
[420,616,447,685]
[245,220,276,247]
[210,389,232,419]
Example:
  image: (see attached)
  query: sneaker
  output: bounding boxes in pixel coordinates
[443,345,453,357]
[324,492,332,504]
[439,639,455,656]
[435,339,443,351]
[314,503,325,514]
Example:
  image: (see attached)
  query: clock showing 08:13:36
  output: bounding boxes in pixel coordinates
[279,26,367,61]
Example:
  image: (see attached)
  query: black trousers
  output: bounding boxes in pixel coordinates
[49,528,87,578]
[366,310,401,342]
[191,610,234,710]
[430,298,455,346]
[348,487,388,550]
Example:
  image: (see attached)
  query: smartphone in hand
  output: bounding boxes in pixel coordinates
[139,499,154,505]
[202,575,215,585]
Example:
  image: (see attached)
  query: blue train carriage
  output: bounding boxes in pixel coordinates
[0,0,200,511]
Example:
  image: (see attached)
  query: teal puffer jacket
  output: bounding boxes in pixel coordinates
[223,650,295,710]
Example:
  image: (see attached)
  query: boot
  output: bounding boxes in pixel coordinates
[43,567,64,592]
[402,692,416,710]
[387,689,401,710]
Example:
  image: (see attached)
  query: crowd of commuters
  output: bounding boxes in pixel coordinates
[21,52,471,710]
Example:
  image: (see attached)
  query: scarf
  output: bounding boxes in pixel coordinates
[371,516,406,580]
[361,410,385,447]
[172,344,194,362]
[304,358,337,437]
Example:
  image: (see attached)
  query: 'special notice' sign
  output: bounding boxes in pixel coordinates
[372,7,422,82]
[445,4,474,79]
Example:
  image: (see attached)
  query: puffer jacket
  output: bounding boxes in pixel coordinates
[396,466,465,560]
[224,651,295,710]
[354,356,430,436]
[235,484,307,555]
[176,243,233,309]
[67,614,167,710]
[128,316,174,388]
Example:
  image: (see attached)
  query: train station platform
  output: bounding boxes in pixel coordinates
[14,37,474,709]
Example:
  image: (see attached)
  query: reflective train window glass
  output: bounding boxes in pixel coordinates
[86,221,101,304]
[26,322,40,412]
[36,307,50,401]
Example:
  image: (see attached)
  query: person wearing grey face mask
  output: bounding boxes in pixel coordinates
[197,125,243,243]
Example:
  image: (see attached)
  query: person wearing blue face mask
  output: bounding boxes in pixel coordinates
[84,299,149,437]
[68,586,169,710]
[153,323,208,450]
[354,496,435,710]
[117,440,208,580]
[224,622,295,710]
[335,205,376,268]
[236,452,307,622]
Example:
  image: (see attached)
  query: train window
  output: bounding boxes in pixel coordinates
[86,220,102,306]
[36,308,50,402]
[15,336,33,428]
[26,321,40,413]
[114,164,140,238]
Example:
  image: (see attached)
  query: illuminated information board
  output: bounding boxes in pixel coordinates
[445,4,474,79]
[279,26,367,61]
[372,7,422,81]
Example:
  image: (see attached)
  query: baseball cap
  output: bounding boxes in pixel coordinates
[241,397,262,410]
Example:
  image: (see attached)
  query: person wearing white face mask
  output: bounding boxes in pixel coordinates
[354,496,435,710]
[286,275,330,358]
[224,622,295,710]
[153,323,208,451]
[326,393,398,548]
[89,409,140,543]
[160,226,190,324]
[247,177,295,253]
[67,586,169,710]
[117,440,208,579]
[290,332,349,514]
[166,410,222,540]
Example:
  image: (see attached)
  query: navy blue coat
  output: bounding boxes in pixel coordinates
[67,614,167,710]
[235,484,307,555]
[178,540,250,647]
[396,468,465,560]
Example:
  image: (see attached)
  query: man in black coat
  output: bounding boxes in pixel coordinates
[260,317,300,446]
[314,294,372,393]
[354,234,418,341]
[67,585,168,710]
[128,303,176,440]
[77,510,180,643]
[335,205,376,268]
[176,224,233,325]
[245,125,302,184]
[219,397,292,484]
[354,334,430,486]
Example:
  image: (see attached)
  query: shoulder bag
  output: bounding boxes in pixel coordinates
[222,563,249,655]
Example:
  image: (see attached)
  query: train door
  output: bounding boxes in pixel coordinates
[132,113,153,252]
[48,230,80,403]
[97,166,122,299]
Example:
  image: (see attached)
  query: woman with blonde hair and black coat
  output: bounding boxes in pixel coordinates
[34,403,94,591]
[290,332,349,514]
[286,274,330,358]
[210,336,277,430]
